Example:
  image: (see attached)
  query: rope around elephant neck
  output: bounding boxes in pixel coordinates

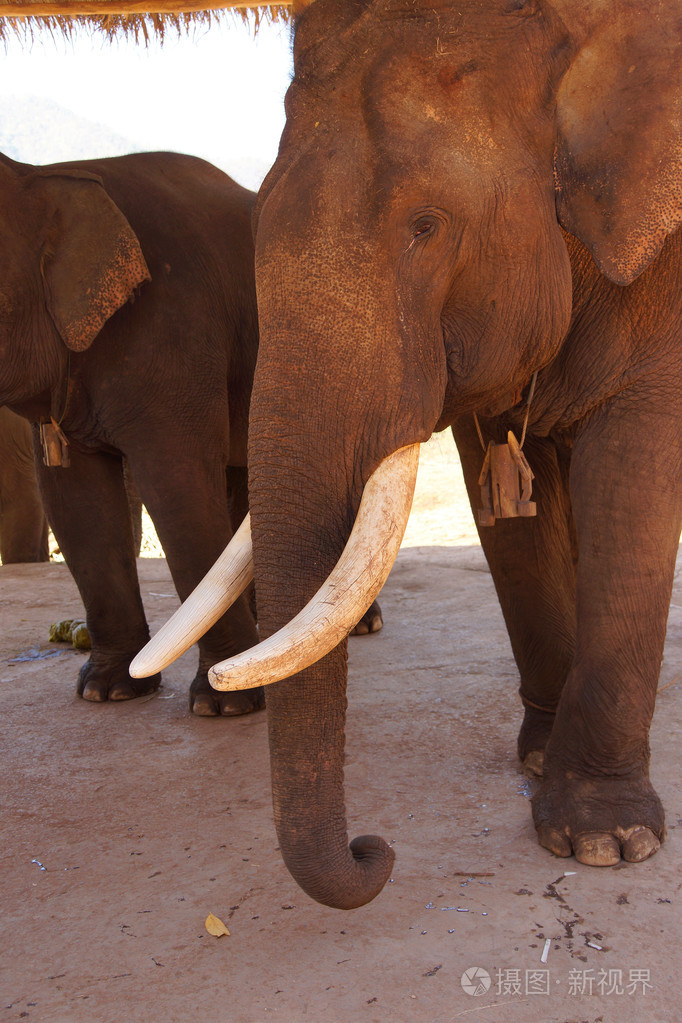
[473,370,538,452]
[53,350,71,426]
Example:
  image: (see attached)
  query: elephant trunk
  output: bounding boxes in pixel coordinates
[267,648,395,909]
[244,371,421,908]
[246,444,418,907]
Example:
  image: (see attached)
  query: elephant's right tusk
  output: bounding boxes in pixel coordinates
[129,515,254,678]
[209,443,420,691]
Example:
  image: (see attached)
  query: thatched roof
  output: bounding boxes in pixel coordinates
[0,0,295,42]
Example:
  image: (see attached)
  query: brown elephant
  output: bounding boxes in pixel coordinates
[138,0,681,906]
[0,406,49,564]
[0,150,272,715]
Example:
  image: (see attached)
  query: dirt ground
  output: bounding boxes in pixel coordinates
[2,431,681,1023]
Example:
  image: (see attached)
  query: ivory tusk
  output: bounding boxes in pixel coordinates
[129,514,253,678]
[209,443,420,692]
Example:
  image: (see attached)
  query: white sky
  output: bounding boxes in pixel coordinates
[0,16,294,187]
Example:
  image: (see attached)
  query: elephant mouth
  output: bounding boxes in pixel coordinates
[129,443,420,688]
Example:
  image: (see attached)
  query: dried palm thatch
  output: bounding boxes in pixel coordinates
[0,0,294,43]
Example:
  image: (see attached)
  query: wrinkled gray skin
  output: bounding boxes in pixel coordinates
[0,406,49,564]
[245,0,682,907]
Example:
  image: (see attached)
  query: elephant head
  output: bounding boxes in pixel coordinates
[0,154,149,408]
[135,0,681,908]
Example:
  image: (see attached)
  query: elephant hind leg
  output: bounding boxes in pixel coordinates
[0,490,49,564]
[0,413,49,564]
[452,419,577,774]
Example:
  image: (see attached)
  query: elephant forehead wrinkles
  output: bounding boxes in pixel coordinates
[287,2,565,190]
[293,0,559,83]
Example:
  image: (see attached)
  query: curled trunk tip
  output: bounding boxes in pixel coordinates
[281,833,395,910]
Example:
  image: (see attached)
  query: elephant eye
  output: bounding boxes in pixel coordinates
[412,218,435,238]
[407,208,451,251]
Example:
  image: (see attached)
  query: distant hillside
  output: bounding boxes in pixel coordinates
[0,96,142,164]
[0,95,269,190]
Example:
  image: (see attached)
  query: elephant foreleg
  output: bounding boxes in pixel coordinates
[532,388,682,866]
[452,417,578,774]
[35,444,157,701]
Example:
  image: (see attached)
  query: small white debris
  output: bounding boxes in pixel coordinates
[541,939,551,963]
[563,871,578,877]
[587,941,603,950]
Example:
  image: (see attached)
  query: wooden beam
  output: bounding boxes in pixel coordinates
[0,0,292,14]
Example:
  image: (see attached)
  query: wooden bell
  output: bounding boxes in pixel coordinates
[40,418,70,468]
[478,430,536,527]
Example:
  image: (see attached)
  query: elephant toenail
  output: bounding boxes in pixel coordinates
[109,683,136,701]
[536,825,571,857]
[621,826,661,863]
[574,832,620,866]
[81,684,106,703]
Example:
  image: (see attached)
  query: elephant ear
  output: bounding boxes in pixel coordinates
[554,3,681,286]
[36,168,151,351]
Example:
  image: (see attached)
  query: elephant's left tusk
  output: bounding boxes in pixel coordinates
[129,515,254,678]
[209,443,420,692]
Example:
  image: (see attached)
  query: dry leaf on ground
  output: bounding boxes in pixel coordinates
[205,912,230,937]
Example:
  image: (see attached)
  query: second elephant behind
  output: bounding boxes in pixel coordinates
[2,151,261,714]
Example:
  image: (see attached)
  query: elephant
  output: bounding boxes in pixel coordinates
[0,406,49,564]
[0,150,271,715]
[135,0,681,906]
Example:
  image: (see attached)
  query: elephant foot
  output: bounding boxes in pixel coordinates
[517,703,556,777]
[189,673,265,717]
[78,659,161,702]
[351,600,383,636]
[532,767,665,866]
